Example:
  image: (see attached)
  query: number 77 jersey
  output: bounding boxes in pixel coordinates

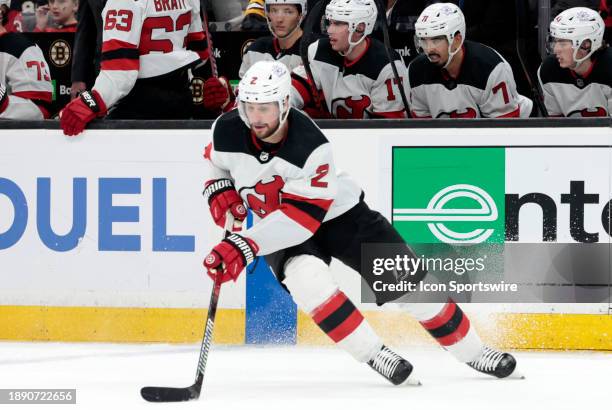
[93,0,209,109]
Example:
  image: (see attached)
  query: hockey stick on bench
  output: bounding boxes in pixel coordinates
[140,215,234,402]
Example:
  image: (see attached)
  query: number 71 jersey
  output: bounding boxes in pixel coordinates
[407,40,533,118]
[93,0,209,108]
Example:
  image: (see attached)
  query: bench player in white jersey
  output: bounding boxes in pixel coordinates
[202,0,309,115]
[0,27,53,119]
[202,60,519,385]
[407,3,533,119]
[290,0,407,119]
[60,0,212,136]
[538,7,611,117]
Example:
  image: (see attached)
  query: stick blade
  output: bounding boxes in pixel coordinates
[140,385,200,402]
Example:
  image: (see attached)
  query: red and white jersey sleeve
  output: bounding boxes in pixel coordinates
[93,0,203,109]
[479,62,532,118]
[0,34,52,119]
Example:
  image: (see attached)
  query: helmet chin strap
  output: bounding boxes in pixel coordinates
[442,37,463,69]
[272,21,301,40]
[339,28,366,57]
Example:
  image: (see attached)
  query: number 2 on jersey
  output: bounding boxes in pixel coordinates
[311,164,329,188]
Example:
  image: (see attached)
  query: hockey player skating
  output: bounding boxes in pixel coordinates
[538,7,611,117]
[290,0,407,118]
[202,60,519,386]
[0,26,53,119]
[59,0,212,136]
[202,0,310,115]
[407,3,533,118]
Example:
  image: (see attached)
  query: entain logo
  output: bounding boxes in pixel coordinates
[393,184,498,244]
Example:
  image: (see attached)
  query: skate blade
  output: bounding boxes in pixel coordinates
[400,375,422,386]
[507,369,525,380]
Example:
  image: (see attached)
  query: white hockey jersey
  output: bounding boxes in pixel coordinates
[204,108,362,255]
[537,48,612,117]
[407,40,533,118]
[0,32,53,119]
[291,37,408,118]
[93,0,209,109]
[239,36,304,78]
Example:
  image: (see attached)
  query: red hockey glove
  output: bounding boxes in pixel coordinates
[203,179,247,231]
[0,82,8,114]
[203,77,235,111]
[60,90,107,136]
[204,234,259,283]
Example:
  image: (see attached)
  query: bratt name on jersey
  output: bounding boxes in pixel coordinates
[154,0,188,12]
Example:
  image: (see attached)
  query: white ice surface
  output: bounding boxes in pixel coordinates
[0,342,609,410]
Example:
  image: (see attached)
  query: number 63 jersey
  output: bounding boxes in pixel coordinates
[203,108,362,255]
[93,0,209,109]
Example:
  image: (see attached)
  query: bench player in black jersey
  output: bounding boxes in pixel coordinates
[201,60,519,385]
[538,7,611,117]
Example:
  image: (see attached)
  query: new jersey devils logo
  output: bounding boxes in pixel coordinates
[436,108,478,118]
[332,95,372,118]
[567,107,608,118]
[240,176,285,218]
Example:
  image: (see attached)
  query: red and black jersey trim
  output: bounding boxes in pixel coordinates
[419,299,470,346]
[101,39,139,70]
[280,192,332,233]
[186,31,210,61]
[312,291,364,343]
[291,73,315,107]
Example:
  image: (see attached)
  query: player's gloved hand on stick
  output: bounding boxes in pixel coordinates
[203,179,247,231]
[0,82,8,114]
[204,233,259,283]
[60,90,107,136]
[203,77,235,112]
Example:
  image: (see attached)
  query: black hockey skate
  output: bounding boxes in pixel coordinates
[467,346,518,378]
[367,345,419,386]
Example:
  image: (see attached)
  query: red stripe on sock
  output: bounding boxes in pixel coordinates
[326,310,364,343]
[311,291,346,323]
[419,299,456,330]
[435,314,471,346]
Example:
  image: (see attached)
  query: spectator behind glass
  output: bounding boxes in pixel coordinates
[34,0,77,32]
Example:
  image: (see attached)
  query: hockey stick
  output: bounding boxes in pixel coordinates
[200,0,218,77]
[514,0,548,117]
[140,216,233,402]
[299,0,327,111]
[374,0,411,118]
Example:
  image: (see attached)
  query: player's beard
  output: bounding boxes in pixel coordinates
[252,120,280,140]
